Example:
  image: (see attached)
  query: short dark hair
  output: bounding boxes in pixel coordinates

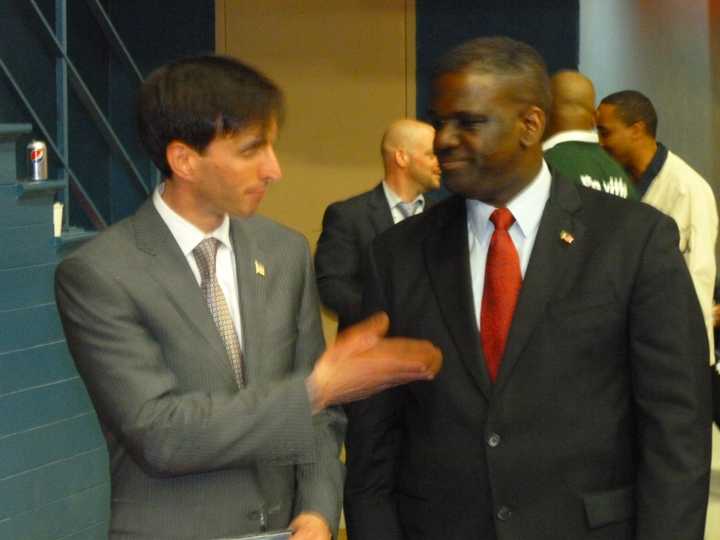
[137,55,284,178]
[599,90,657,137]
[433,36,551,114]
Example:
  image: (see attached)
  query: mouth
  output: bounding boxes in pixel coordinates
[439,159,468,171]
[246,187,267,198]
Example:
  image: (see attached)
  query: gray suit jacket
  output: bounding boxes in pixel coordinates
[55,200,345,540]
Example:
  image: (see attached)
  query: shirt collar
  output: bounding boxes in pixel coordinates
[382,180,425,210]
[467,160,552,241]
[153,183,232,257]
[542,129,599,151]
[636,142,668,198]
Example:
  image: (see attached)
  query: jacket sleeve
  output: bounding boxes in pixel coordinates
[315,203,364,326]
[342,243,406,540]
[292,240,346,536]
[683,181,718,363]
[629,214,712,540]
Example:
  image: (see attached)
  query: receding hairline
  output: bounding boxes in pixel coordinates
[381,119,434,158]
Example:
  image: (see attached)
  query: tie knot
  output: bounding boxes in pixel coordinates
[397,200,419,219]
[490,208,515,231]
[193,238,220,279]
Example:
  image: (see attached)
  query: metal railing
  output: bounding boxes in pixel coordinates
[0,0,156,230]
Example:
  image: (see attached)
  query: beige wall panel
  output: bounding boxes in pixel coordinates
[219,2,413,241]
[219,2,415,339]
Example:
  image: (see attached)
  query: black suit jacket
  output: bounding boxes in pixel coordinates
[315,182,439,330]
[344,175,712,540]
[315,183,393,330]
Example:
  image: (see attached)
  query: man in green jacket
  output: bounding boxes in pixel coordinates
[543,70,637,200]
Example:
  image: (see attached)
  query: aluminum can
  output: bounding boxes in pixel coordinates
[27,140,48,181]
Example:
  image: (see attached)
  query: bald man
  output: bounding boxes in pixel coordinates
[543,70,637,200]
[315,119,441,330]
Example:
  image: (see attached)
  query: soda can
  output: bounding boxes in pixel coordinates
[27,140,48,181]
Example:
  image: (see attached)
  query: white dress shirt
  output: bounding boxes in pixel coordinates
[382,181,426,224]
[467,161,552,328]
[153,185,243,348]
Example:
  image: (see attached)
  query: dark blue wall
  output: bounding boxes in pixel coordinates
[106,0,214,222]
[0,0,214,229]
[416,0,580,120]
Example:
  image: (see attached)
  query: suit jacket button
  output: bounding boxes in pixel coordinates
[497,506,512,521]
[488,433,501,447]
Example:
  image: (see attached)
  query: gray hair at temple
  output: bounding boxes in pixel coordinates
[432,36,552,115]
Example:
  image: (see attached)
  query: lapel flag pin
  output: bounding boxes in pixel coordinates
[254,259,266,277]
[560,230,574,245]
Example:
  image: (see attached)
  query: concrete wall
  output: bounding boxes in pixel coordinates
[579,0,717,193]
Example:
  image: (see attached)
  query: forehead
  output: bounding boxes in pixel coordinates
[431,71,515,114]
[596,104,623,126]
[224,117,278,143]
[415,126,435,145]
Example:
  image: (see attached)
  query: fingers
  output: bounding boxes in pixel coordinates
[311,314,443,408]
[362,338,443,375]
[334,311,389,354]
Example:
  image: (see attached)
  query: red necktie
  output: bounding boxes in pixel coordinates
[481,208,522,382]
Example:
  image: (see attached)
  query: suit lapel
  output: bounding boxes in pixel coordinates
[230,218,267,385]
[425,197,493,400]
[132,200,231,375]
[368,182,394,234]
[495,175,585,390]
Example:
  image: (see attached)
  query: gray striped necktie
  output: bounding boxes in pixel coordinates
[192,238,244,386]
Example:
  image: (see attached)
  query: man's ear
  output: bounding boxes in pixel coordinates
[520,105,546,148]
[394,148,409,168]
[629,121,647,141]
[166,140,200,182]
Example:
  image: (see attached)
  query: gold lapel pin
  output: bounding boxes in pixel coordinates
[254,259,266,277]
[560,230,574,245]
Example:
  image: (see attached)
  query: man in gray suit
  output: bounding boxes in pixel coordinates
[55,56,440,540]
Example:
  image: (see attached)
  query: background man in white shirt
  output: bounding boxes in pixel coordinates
[597,89,718,361]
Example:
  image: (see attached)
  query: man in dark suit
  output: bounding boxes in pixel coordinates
[55,56,441,540]
[315,118,441,330]
[344,37,712,540]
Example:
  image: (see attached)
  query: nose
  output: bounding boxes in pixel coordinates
[261,145,282,183]
[433,120,459,151]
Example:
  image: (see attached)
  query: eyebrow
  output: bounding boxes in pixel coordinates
[237,134,267,152]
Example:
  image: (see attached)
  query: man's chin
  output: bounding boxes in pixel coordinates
[444,174,475,197]
[229,203,260,219]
